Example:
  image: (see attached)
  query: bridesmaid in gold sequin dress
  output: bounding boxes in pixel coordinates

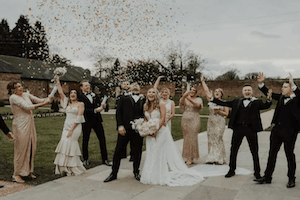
[201,75,229,165]
[179,86,203,165]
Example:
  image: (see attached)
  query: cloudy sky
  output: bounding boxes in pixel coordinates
[1,0,300,78]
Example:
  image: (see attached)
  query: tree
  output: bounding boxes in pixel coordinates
[50,54,71,65]
[125,60,160,85]
[11,15,33,58]
[185,50,205,82]
[215,68,240,81]
[0,19,12,55]
[31,21,49,60]
[244,72,258,80]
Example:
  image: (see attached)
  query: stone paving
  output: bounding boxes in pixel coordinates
[1,110,300,200]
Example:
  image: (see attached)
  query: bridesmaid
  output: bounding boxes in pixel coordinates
[7,82,51,183]
[201,75,229,165]
[153,76,175,132]
[53,75,86,176]
[179,85,203,165]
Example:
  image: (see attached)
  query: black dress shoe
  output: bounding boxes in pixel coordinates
[287,180,296,188]
[253,174,262,180]
[254,176,272,184]
[134,173,141,181]
[225,171,235,178]
[102,160,112,166]
[83,160,90,166]
[0,185,3,188]
[129,157,134,162]
[104,174,117,182]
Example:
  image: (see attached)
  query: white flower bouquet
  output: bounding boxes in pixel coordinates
[49,67,68,97]
[130,118,144,132]
[139,118,160,137]
[53,67,67,77]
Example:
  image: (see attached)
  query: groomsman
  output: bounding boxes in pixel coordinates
[78,80,111,166]
[116,81,134,161]
[104,82,145,182]
[0,113,15,188]
[255,72,300,188]
[207,83,272,179]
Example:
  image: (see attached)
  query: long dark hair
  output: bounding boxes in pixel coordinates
[7,82,19,95]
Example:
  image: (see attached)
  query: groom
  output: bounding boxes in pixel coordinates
[207,83,272,179]
[104,82,145,182]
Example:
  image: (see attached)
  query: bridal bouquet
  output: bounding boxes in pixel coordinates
[130,118,144,132]
[139,118,160,137]
[49,67,68,97]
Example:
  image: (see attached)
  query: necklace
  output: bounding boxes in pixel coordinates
[162,99,170,104]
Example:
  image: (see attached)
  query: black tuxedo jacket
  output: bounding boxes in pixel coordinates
[212,97,272,132]
[78,93,103,123]
[116,95,145,132]
[260,84,300,131]
[0,114,10,135]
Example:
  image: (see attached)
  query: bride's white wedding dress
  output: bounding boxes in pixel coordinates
[140,109,252,186]
[140,109,204,186]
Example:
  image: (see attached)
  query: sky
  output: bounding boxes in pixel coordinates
[1,0,300,79]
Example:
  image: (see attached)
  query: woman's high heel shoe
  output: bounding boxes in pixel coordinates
[12,175,25,183]
[29,173,36,179]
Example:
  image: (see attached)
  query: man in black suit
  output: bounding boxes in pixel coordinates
[255,72,300,188]
[116,81,134,161]
[207,83,272,179]
[0,113,15,188]
[104,82,145,182]
[78,80,111,166]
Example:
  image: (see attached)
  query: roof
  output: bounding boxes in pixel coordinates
[0,55,91,82]
[0,58,21,74]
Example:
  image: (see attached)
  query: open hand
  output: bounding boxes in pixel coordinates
[257,72,265,84]
[267,89,273,100]
[67,130,73,138]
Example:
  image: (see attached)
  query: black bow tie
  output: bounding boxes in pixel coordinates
[132,93,139,96]
[282,95,290,99]
[85,92,92,95]
[243,98,251,101]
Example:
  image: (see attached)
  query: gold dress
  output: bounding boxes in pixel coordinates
[9,92,44,176]
[206,102,226,164]
[180,97,203,162]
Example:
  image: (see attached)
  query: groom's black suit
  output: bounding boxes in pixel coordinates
[111,94,145,176]
[259,84,300,182]
[212,97,272,176]
[78,92,108,162]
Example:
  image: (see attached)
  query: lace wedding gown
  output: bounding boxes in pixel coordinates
[140,109,252,186]
[54,98,86,176]
[140,109,204,186]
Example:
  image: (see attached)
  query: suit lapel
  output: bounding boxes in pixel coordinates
[129,95,135,106]
[82,94,93,106]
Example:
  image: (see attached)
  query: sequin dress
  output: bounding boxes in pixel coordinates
[180,97,203,162]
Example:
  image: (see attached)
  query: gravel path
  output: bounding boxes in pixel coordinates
[0,181,32,197]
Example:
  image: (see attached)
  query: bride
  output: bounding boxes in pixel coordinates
[140,88,204,186]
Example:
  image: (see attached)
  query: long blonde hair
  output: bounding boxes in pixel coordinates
[144,88,160,112]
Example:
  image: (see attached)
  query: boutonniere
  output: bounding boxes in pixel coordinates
[91,93,96,98]
[139,94,145,100]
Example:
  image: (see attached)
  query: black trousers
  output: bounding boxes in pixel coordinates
[82,119,108,161]
[229,126,260,175]
[264,124,298,180]
[112,130,143,175]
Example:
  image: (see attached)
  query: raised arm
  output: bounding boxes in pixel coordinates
[55,75,66,102]
[153,76,164,90]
